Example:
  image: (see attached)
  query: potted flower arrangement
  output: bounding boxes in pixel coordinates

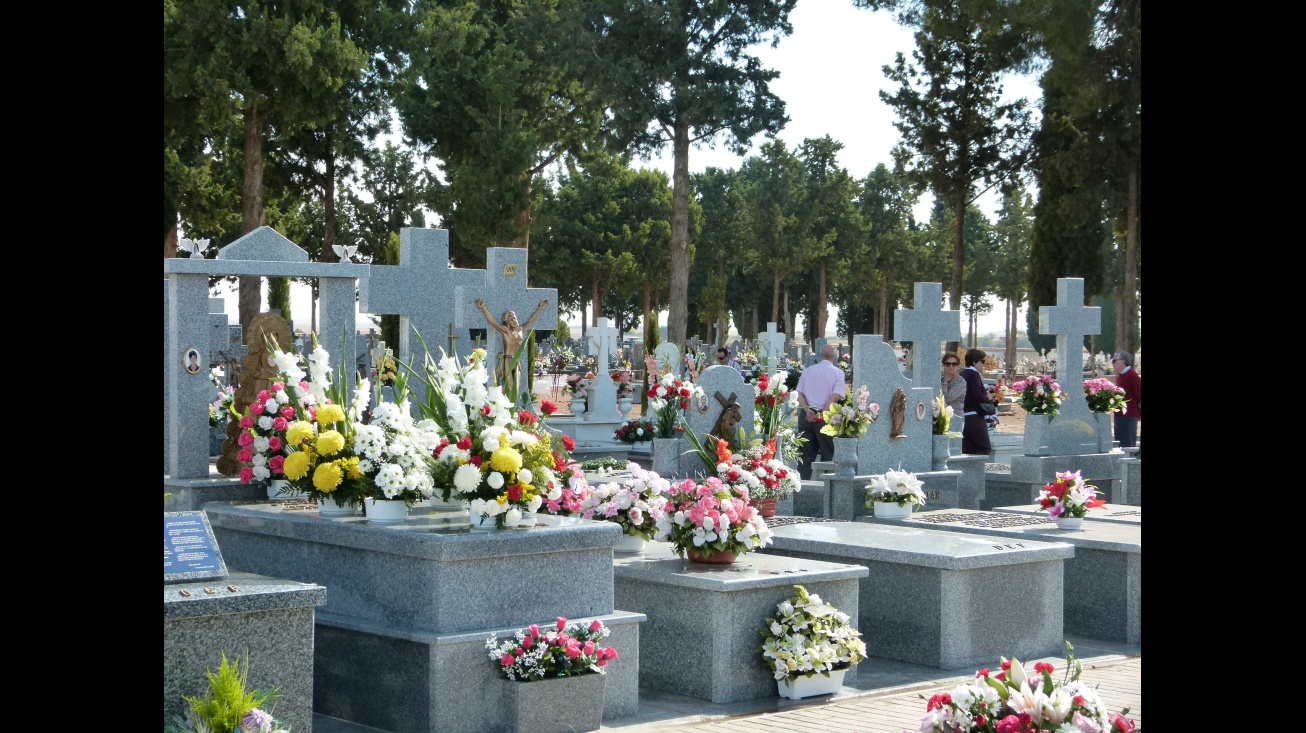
[909,643,1137,733]
[1083,377,1127,413]
[486,617,619,733]
[820,385,879,438]
[758,584,867,700]
[351,364,443,523]
[416,347,574,529]
[653,475,774,563]
[1037,470,1105,529]
[614,418,655,444]
[538,464,593,517]
[864,468,926,519]
[263,338,372,515]
[719,436,801,518]
[1010,375,1064,416]
[579,462,670,553]
[565,373,589,414]
[930,393,961,470]
[754,372,797,442]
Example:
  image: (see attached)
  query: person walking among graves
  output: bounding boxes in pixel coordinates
[941,352,966,422]
[960,349,994,456]
[1112,351,1141,448]
[795,344,847,479]
[716,347,742,372]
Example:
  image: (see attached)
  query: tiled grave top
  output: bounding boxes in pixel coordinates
[888,509,1140,554]
[769,521,1073,570]
[203,502,622,561]
[163,570,326,620]
[613,541,867,592]
[992,503,1141,525]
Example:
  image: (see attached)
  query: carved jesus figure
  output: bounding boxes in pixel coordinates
[889,387,908,439]
[477,298,549,390]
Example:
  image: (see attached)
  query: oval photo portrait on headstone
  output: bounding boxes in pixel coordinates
[184,347,202,374]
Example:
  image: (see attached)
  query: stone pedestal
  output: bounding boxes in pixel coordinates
[652,437,682,479]
[165,572,326,733]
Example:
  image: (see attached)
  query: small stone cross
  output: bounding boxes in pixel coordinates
[1038,278,1100,413]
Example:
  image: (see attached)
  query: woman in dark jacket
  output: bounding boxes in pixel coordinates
[961,349,994,455]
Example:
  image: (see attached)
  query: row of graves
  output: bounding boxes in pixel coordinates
[164,230,1140,733]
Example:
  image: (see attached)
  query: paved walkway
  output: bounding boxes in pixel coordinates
[600,644,1141,733]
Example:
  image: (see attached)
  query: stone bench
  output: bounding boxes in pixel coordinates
[613,541,868,704]
[204,503,643,732]
[766,520,1072,669]
[880,509,1141,646]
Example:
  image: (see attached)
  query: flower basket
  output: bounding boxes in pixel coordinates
[758,585,866,694]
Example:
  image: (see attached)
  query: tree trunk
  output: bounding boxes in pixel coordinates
[1005,298,1017,380]
[947,189,965,354]
[164,219,178,260]
[642,283,651,351]
[878,275,890,337]
[817,261,828,338]
[716,258,725,349]
[238,102,266,335]
[513,174,533,248]
[591,280,600,327]
[1121,164,1140,357]
[668,119,691,346]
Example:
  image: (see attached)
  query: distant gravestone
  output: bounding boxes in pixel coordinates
[585,318,621,422]
[1027,278,1105,456]
[683,365,756,476]
[653,342,681,377]
[456,247,557,401]
[758,322,786,375]
[893,282,961,400]
[850,334,934,474]
[806,337,828,367]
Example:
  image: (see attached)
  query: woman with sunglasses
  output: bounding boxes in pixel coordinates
[941,352,965,423]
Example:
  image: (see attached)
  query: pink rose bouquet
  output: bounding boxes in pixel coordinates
[486,616,619,681]
[1010,375,1064,416]
[653,476,773,560]
[1083,378,1127,413]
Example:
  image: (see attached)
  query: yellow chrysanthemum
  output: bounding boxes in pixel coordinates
[316,429,346,456]
[489,446,523,475]
[342,456,363,479]
[283,451,311,481]
[313,462,344,491]
[286,421,316,447]
[316,404,346,425]
[495,494,508,505]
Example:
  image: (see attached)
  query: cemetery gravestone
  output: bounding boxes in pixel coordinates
[682,365,755,475]
[758,321,786,375]
[653,342,680,377]
[359,228,485,405]
[456,247,557,402]
[892,282,961,403]
[585,317,621,422]
[1028,278,1105,456]
[850,334,934,474]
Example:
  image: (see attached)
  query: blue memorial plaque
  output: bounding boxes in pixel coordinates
[164,511,228,584]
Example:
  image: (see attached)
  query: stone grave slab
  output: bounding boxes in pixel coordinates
[876,508,1141,645]
[991,503,1141,525]
[850,334,934,474]
[765,520,1070,669]
[1121,457,1142,506]
[613,541,867,703]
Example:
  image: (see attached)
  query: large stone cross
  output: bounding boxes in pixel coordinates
[585,317,621,421]
[1039,278,1100,414]
[457,247,558,399]
[758,322,786,374]
[893,282,962,395]
[358,228,485,379]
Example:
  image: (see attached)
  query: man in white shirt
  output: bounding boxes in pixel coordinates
[794,344,847,479]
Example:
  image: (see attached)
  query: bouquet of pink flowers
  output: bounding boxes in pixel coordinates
[653,476,774,560]
[486,616,619,682]
[1083,378,1127,413]
[580,463,670,541]
[1037,470,1106,519]
[1010,375,1064,416]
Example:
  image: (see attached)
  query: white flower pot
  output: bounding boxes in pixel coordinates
[365,498,410,525]
[617,397,633,417]
[1054,516,1084,530]
[777,668,847,700]
[873,501,913,519]
[571,398,587,415]
[267,479,305,500]
[317,497,357,517]
[615,534,647,554]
